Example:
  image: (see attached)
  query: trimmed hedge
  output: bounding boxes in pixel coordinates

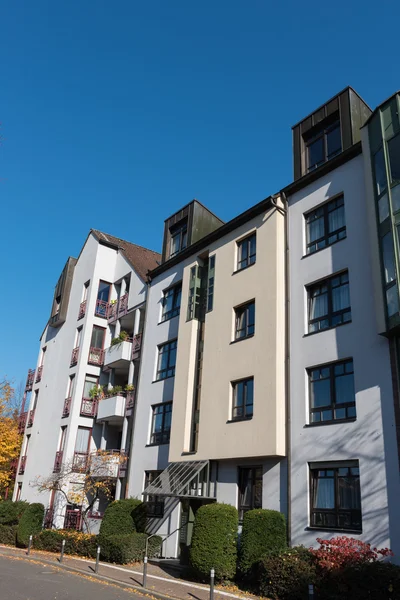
[99,533,162,564]
[190,503,238,581]
[99,499,146,538]
[258,547,316,600]
[0,524,17,545]
[33,530,97,558]
[16,503,45,547]
[239,509,287,576]
[0,501,29,525]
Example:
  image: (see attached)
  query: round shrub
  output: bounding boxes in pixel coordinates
[258,547,316,600]
[16,503,45,547]
[99,532,162,564]
[99,498,145,538]
[189,503,238,581]
[239,508,287,577]
[0,524,17,545]
[0,501,29,525]
[33,529,97,558]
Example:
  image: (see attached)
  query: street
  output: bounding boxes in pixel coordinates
[0,555,143,600]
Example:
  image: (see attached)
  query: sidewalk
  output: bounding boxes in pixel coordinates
[0,545,258,600]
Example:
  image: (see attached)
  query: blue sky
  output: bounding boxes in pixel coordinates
[1,0,399,388]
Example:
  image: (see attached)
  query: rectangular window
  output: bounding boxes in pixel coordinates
[305,196,346,255]
[238,466,262,521]
[40,347,47,366]
[75,326,83,348]
[232,377,254,420]
[306,118,342,172]
[67,375,76,399]
[83,374,98,398]
[187,265,201,321]
[32,390,39,410]
[83,281,90,302]
[150,402,172,445]
[308,271,351,333]
[144,471,165,517]
[207,256,216,312]
[156,340,177,380]
[170,220,188,258]
[310,462,361,531]
[234,301,255,340]
[388,133,400,187]
[73,427,91,471]
[161,283,182,322]
[91,326,105,349]
[59,426,67,451]
[382,231,399,318]
[237,233,256,271]
[16,483,22,501]
[95,281,111,317]
[308,359,355,424]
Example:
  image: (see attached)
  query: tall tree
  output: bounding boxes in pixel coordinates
[0,379,22,499]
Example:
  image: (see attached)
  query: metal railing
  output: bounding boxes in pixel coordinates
[80,397,98,417]
[35,366,43,383]
[78,300,87,320]
[25,369,35,391]
[53,451,63,473]
[27,409,35,427]
[19,455,27,474]
[88,347,104,366]
[95,299,108,318]
[62,397,72,418]
[70,347,79,366]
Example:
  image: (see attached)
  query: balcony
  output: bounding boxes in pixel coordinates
[126,391,135,411]
[80,397,98,418]
[95,299,108,318]
[104,340,132,369]
[19,456,27,474]
[53,451,63,473]
[25,369,35,392]
[27,409,35,428]
[64,509,82,530]
[62,397,71,418]
[72,451,89,473]
[71,347,79,366]
[107,294,128,323]
[18,412,27,433]
[78,300,86,320]
[90,450,123,479]
[131,333,142,360]
[35,366,43,383]
[88,347,104,366]
[97,394,126,423]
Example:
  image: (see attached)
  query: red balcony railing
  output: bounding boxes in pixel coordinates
[71,347,79,366]
[25,369,35,391]
[72,452,89,473]
[18,412,27,433]
[78,300,87,320]
[53,451,63,473]
[126,391,135,410]
[95,299,108,318]
[118,453,128,478]
[131,333,142,360]
[10,458,18,475]
[118,293,128,317]
[64,509,82,530]
[19,456,27,474]
[35,366,43,383]
[80,397,98,417]
[43,508,54,529]
[27,409,35,427]
[88,347,104,366]
[107,302,118,322]
[62,397,72,418]
[107,293,129,323]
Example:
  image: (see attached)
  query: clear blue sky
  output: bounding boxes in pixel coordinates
[1,0,399,388]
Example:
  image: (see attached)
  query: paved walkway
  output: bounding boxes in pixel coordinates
[0,545,258,600]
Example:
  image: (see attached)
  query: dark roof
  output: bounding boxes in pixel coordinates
[91,229,161,281]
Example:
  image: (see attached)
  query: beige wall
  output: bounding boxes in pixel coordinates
[169,202,286,462]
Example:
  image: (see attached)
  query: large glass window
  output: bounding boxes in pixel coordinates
[161,284,182,322]
[305,196,346,254]
[144,471,164,517]
[150,402,172,445]
[306,119,342,172]
[383,231,399,319]
[308,272,351,333]
[97,281,111,303]
[374,148,387,197]
[308,360,355,424]
[232,377,254,420]
[388,133,400,187]
[238,466,262,521]
[156,340,177,380]
[73,427,91,472]
[91,326,105,349]
[170,221,188,258]
[83,375,98,398]
[234,301,255,340]
[310,463,361,531]
[237,234,256,271]
[207,256,216,312]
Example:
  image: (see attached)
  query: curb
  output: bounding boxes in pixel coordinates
[0,549,177,600]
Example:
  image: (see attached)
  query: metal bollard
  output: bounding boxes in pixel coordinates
[60,539,66,563]
[95,546,100,574]
[210,567,215,600]
[143,556,148,588]
[27,535,33,556]
[308,583,314,598]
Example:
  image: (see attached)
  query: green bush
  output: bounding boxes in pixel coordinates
[189,503,238,581]
[0,501,29,525]
[99,533,161,564]
[317,561,400,600]
[16,503,45,547]
[99,498,146,538]
[33,530,97,558]
[239,509,287,577]
[258,547,317,600]
[0,524,17,545]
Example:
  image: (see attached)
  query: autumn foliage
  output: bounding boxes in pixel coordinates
[0,380,22,500]
[310,536,394,571]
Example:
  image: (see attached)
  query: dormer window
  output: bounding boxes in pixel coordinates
[305,117,342,172]
[170,220,188,258]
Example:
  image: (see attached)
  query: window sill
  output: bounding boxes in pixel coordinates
[181,451,197,456]
[145,442,170,448]
[304,418,356,428]
[227,417,253,424]
[306,526,362,534]
[230,334,254,345]
[302,235,347,259]
[159,314,180,325]
[303,320,352,337]
[152,375,175,383]
[232,262,256,276]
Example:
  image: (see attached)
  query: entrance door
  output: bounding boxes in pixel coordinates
[179,499,211,564]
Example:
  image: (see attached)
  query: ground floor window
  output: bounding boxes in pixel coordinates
[144,471,165,517]
[238,466,262,521]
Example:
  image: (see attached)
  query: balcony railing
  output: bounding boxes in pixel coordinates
[88,347,104,366]
[27,409,35,427]
[53,451,63,473]
[25,369,35,391]
[71,347,79,366]
[107,302,118,322]
[95,299,108,318]
[80,397,98,417]
[72,452,89,473]
[90,450,123,478]
[19,456,27,474]
[107,293,129,322]
[18,412,27,433]
[78,300,87,320]
[131,333,142,360]
[43,508,54,529]
[126,391,135,410]
[35,366,43,383]
[118,453,128,478]
[62,397,72,418]
[64,509,82,530]
[10,458,18,475]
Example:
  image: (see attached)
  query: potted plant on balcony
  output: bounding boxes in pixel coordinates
[89,385,105,400]
[125,384,134,392]
[110,330,130,346]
